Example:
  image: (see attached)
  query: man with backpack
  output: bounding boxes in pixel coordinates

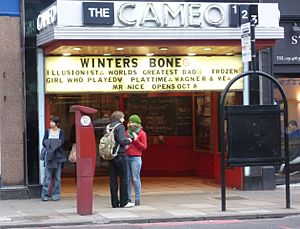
[106,111,134,208]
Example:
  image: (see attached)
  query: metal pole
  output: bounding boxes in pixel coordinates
[250,24,256,71]
[220,95,226,211]
[284,106,290,208]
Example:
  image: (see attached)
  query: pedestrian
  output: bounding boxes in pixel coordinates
[280,120,300,174]
[108,111,134,208]
[41,116,67,201]
[126,114,147,206]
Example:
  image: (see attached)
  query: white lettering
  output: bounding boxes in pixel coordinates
[189,4,202,27]
[140,3,161,26]
[163,4,184,27]
[88,8,110,17]
[204,4,225,26]
[116,3,228,28]
[37,5,57,31]
[291,35,298,45]
[118,3,136,25]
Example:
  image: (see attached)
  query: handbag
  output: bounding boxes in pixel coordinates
[40,147,47,161]
[68,143,77,163]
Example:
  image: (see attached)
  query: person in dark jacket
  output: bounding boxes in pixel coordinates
[41,116,67,201]
[108,111,134,208]
[280,120,300,174]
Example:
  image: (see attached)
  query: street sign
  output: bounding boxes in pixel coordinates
[241,22,252,63]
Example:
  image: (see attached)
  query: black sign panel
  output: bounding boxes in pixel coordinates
[273,22,300,65]
[226,105,282,167]
[249,5,258,26]
[229,4,240,27]
[83,2,114,25]
[239,5,250,25]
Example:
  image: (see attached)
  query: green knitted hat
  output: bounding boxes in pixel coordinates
[129,114,141,124]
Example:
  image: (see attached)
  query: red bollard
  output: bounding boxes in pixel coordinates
[70,105,97,215]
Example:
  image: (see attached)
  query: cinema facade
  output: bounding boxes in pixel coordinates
[0,0,284,199]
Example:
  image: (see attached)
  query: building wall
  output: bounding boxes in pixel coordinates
[0,16,25,187]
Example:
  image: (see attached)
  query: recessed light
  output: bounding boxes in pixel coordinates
[203,47,212,51]
[62,53,71,56]
[146,53,154,56]
[159,47,169,51]
[103,53,112,56]
[116,47,124,51]
[226,52,234,56]
[188,52,196,56]
[73,47,82,51]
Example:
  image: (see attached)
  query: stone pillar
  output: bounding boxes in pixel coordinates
[0,16,26,199]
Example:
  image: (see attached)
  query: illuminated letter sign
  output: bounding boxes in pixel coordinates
[83,2,114,25]
[44,56,243,93]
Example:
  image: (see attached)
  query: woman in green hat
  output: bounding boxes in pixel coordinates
[126,114,148,206]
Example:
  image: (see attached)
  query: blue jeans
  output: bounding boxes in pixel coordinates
[127,156,142,201]
[41,162,62,200]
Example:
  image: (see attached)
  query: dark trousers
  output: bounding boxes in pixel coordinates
[109,154,129,207]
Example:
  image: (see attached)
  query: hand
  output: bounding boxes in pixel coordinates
[132,132,138,140]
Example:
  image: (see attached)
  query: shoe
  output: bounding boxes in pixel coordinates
[123,202,134,208]
[42,197,48,202]
[52,198,60,201]
[135,199,140,206]
[290,171,300,176]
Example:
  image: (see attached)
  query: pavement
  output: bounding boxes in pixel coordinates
[1,182,300,228]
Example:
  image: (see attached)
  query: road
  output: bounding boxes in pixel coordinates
[36,215,300,229]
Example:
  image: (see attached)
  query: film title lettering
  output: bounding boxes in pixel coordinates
[149,57,181,67]
[80,57,138,68]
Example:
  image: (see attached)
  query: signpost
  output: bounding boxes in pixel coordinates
[241,22,252,63]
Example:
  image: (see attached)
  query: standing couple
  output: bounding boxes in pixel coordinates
[108,111,147,208]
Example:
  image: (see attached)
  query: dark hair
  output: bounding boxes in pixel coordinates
[289,120,298,127]
[51,116,61,126]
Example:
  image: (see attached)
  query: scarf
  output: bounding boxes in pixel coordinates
[128,124,141,138]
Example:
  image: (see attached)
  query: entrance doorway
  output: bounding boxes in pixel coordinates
[46,91,243,189]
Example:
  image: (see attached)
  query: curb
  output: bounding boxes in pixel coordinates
[1,212,300,228]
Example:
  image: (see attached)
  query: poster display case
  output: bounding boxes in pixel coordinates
[194,93,211,152]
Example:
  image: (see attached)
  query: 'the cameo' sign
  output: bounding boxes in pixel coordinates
[83,2,114,25]
[44,56,243,93]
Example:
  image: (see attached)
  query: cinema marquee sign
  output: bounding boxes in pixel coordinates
[38,1,275,30]
[82,2,226,27]
[45,56,243,93]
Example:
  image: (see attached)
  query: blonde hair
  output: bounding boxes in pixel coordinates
[111,111,124,121]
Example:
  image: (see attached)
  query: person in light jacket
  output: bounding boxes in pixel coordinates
[126,114,147,206]
[41,116,66,201]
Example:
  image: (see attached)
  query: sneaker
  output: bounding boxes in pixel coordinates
[123,202,134,208]
[135,199,140,206]
[42,197,48,202]
[290,171,300,176]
